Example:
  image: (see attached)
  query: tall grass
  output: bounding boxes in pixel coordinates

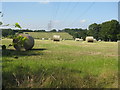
[2,39,118,88]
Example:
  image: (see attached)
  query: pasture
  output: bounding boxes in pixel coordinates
[2,39,118,88]
[23,32,73,40]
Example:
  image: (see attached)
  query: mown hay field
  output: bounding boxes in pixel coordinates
[23,32,73,40]
[2,39,118,88]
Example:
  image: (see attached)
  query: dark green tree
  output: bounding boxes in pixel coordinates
[50,29,57,32]
[88,23,101,40]
[117,34,120,40]
[2,29,15,37]
[99,20,119,41]
[0,22,2,25]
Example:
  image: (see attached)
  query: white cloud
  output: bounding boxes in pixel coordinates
[39,2,49,4]
[80,19,87,23]
[38,0,50,4]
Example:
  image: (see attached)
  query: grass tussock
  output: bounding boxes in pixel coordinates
[3,66,118,88]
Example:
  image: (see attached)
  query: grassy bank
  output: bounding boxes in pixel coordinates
[23,32,73,40]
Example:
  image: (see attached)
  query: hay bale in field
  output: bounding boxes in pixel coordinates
[86,36,94,42]
[42,38,45,40]
[48,38,51,40]
[75,38,80,41]
[93,39,97,42]
[98,39,101,42]
[53,35,60,41]
[79,39,83,42]
[60,38,63,41]
[117,40,120,42]
[13,34,34,51]
[75,38,83,42]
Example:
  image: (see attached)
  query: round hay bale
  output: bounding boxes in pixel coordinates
[93,39,97,42]
[86,36,94,42]
[117,40,120,42]
[98,39,101,42]
[53,35,60,41]
[48,38,51,40]
[13,34,34,51]
[42,38,45,40]
[79,39,83,42]
[75,38,80,41]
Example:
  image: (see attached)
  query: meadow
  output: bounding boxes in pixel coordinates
[2,39,118,88]
[23,32,73,40]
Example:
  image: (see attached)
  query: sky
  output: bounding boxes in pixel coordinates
[1,2,118,31]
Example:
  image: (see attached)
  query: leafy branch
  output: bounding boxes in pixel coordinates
[13,35,28,47]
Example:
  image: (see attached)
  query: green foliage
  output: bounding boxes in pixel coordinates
[62,20,120,41]
[7,35,15,39]
[13,35,28,47]
[2,20,120,41]
[34,30,46,32]
[117,34,120,40]
[88,23,101,40]
[87,20,120,41]
[2,45,6,50]
[18,31,23,34]
[15,23,21,29]
[99,20,119,41]
[2,23,22,38]
[50,29,57,32]
[63,28,87,40]
[0,21,2,25]
[2,29,15,37]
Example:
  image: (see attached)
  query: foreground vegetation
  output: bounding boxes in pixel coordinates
[2,39,118,88]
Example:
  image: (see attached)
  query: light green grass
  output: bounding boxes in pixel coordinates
[23,32,73,40]
[2,39,118,88]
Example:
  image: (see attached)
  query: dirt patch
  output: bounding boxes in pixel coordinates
[105,54,118,57]
[73,51,102,56]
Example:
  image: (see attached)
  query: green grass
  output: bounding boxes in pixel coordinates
[2,39,118,88]
[23,32,73,40]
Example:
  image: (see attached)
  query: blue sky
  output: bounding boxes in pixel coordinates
[2,2,118,30]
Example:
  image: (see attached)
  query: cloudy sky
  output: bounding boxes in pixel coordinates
[1,2,118,30]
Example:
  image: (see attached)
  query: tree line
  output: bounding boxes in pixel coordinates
[61,20,120,41]
[2,19,120,41]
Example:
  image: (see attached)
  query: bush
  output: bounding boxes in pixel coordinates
[2,29,15,37]
[117,34,120,40]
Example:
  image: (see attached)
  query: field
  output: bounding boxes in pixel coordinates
[2,39,118,88]
[23,32,73,40]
